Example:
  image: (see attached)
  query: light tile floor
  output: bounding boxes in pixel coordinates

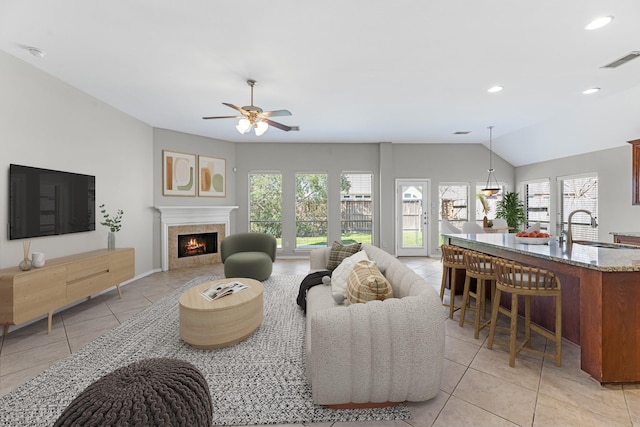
[1,257,639,427]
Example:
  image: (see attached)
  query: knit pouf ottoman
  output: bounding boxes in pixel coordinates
[54,358,212,427]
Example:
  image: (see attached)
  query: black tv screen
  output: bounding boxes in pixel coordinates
[9,164,95,240]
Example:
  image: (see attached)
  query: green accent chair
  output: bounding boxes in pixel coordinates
[221,232,277,281]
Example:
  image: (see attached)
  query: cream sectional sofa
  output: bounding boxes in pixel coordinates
[306,244,445,406]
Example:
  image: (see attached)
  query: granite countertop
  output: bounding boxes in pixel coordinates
[610,231,640,237]
[444,233,640,272]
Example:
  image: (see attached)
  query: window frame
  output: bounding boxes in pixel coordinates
[340,172,374,245]
[439,182,470,232]
[521,178,551,232]
[295,172,329,249]
[557,172,598,241]
[248,171,283,248]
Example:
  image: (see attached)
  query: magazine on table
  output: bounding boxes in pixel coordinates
[200,281,249,301]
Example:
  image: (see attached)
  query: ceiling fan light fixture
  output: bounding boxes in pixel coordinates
[236,118,251,134]
[254,121,269,136]
[585,16,613,30]
[204,79,297,134]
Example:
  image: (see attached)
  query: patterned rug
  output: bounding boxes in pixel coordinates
[0,275,411,426]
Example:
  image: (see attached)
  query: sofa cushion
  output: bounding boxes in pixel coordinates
[331,250,369,299]
[326,241,362,270]
[346,260,393,304]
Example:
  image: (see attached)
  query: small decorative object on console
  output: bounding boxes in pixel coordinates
[31,252,45,268]
[99,204,124,250]
[18,240,32,271]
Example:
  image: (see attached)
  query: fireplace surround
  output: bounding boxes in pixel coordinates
[156,206,238,271]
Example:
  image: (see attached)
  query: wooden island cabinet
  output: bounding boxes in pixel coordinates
[0,248,134,335]
[612,232,640,246]
[445,233,640,384]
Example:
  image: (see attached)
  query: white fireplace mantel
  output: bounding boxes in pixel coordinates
[155,206,238,271]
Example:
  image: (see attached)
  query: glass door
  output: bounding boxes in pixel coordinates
[396,179,430,256]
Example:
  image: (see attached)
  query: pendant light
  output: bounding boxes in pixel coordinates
[481,126,500,196]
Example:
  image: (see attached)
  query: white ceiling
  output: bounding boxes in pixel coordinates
[2,1,640,166]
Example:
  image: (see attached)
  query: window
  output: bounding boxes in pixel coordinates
[439,183,468,233]
[341,173,373,244]
[523,180,550,232]
[559,174,598,241]
[249,173,282,247]
[296,173,328,248]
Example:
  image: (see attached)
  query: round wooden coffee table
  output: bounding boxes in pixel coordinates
[179,278,264,349]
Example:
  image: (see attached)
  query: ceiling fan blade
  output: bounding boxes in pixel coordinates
[202,115,242,120]
[260,109,292,118]
[265,119,298,132]
[222,102,247,114]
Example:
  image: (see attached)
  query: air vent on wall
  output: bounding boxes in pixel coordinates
[601,51,640,68]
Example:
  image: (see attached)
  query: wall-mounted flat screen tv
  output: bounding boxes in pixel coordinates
[9,164,95,240]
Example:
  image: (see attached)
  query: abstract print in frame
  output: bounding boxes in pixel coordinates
[163,150,196,196]
[198,155,226,197]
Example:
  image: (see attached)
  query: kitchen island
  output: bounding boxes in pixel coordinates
[444,233,640,384]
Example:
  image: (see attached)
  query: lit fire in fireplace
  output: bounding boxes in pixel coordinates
[178,232,218,258]
[186,238,205,252]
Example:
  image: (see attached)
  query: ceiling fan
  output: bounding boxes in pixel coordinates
[202,79,299,136]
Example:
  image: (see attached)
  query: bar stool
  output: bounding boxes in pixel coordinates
[459,250,497,338]
[487,260,562,367]
[440,245,466,319]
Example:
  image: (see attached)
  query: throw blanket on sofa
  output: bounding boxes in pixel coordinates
[296,270,331,314]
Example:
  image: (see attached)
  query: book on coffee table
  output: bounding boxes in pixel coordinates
[200,281,249,301]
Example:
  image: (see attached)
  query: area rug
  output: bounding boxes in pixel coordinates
[0,275,411,426]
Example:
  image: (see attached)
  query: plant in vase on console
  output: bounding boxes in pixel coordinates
[99,204,124,250]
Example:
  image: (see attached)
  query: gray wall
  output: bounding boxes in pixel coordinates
[392,143,514,253]
[151,128,236,269]
[516,145,638,241]
[4,48,637,270]
[234,141,515,257]
[0,50,154,274]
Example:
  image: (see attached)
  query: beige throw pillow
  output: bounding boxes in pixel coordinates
[346,260,393,304]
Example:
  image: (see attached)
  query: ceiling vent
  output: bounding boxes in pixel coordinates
[601,51,640,69]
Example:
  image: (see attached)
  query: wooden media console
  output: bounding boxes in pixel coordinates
[0,248,135,335]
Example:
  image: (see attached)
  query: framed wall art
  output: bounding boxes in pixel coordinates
[163,150,196,196]
[198,155,226,197]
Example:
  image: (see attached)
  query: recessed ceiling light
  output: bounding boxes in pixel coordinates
[582,87,600,95]
[585,16,613,30]
[27,47,46,58]
[487,86,503,93]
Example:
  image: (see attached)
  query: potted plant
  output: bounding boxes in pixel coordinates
[99,204,124,249]
[495,191,526,232]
